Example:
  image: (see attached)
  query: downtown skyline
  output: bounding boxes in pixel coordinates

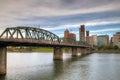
[0,0,120,40]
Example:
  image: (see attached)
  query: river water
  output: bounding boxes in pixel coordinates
[0,52,120,80]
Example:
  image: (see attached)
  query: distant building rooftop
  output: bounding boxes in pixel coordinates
[116,32,120,34]
[97,35,108,37]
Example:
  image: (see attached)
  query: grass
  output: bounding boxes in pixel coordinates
[32,47,53,52]
[7,47,53,52]
[7,47,72,53]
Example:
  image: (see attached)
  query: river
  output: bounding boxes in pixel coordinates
[0,52,120,80]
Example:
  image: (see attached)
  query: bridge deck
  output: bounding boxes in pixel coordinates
[0,38,90,48]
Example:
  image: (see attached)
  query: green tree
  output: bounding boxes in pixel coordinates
[113,45,119,50]
[98,46,104,50]
[107,45,113,50]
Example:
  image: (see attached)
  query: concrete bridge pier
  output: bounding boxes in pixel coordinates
[72,47,77,57]
[53,47,63,60]
[88,48,92,54]
[84,48,87,55]
[86,48,91,54]
[86,48,89,54]
[80,48,86,55]
[0,46,7,75]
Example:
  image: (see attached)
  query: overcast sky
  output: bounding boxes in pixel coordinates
[0,0,120,40]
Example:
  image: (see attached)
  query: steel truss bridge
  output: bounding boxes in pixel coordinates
[0,26,91,48]
[0,26,93,75]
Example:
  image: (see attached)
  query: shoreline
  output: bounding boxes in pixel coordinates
[7,50,120,53]
[93,50,120,53]
[7,50,53,53]
[7,47,120,53]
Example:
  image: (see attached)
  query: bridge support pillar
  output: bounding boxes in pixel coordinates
[72,47,77,57]
[84,48,87,55]
[53,47,63,60]
[88,48,91,54]
[80,48,86,55]
[0,46,7,75]
[86,48,89,54]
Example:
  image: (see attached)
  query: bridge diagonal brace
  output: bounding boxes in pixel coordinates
[0,29,8,38]
[18,29,24,39]
[9,29,17,38]
[8,30,13,38]
[27,30,32,39]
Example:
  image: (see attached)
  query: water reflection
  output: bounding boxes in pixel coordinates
[0,75,5,80]
[53,61,64,77]
[0,53,120,80]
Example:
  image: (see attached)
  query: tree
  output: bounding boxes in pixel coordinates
[113,45,119,50]
[98,46,104,50]
[107,45,113,50]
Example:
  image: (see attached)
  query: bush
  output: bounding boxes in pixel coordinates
[106,45,113,50]
[113,45,119,50]
[97,45,120,50]
[98,46,104,50]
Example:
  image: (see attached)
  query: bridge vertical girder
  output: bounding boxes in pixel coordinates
[25,29,28,39]
[6,29,8,38]
[16,29,18,38]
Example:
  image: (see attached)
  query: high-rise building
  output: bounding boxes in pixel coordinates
[89,35,97,46]
[97,35,109,46]
[64,29,76,41]
[79,25,85,42]
[110,37,113,46]
[89,36,94,46]
[112,32,120,47]
[64,29,69,39]
[86,31,89,43]
[69,33,76,41]
[92,35,97,45]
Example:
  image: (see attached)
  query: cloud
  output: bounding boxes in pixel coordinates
[0,0,120,38]
[1,1,120,17]
[42,17,120,31]
[85,20,120,26]
[90,28,120,33]
[0,0,120,23]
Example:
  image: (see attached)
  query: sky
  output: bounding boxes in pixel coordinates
[0,0,120,40]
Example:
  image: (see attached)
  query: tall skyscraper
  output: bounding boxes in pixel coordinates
[112,32,120,47]
[86,31,89,43]
[64,29,69,39]
[97,35,109,46]
[79,25,85,42]
[110,37,113,46]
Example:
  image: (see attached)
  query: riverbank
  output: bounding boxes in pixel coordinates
[7,47,53,53]
[7,47,70,53]
[93,50,120,53]
[7,47,120,53]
